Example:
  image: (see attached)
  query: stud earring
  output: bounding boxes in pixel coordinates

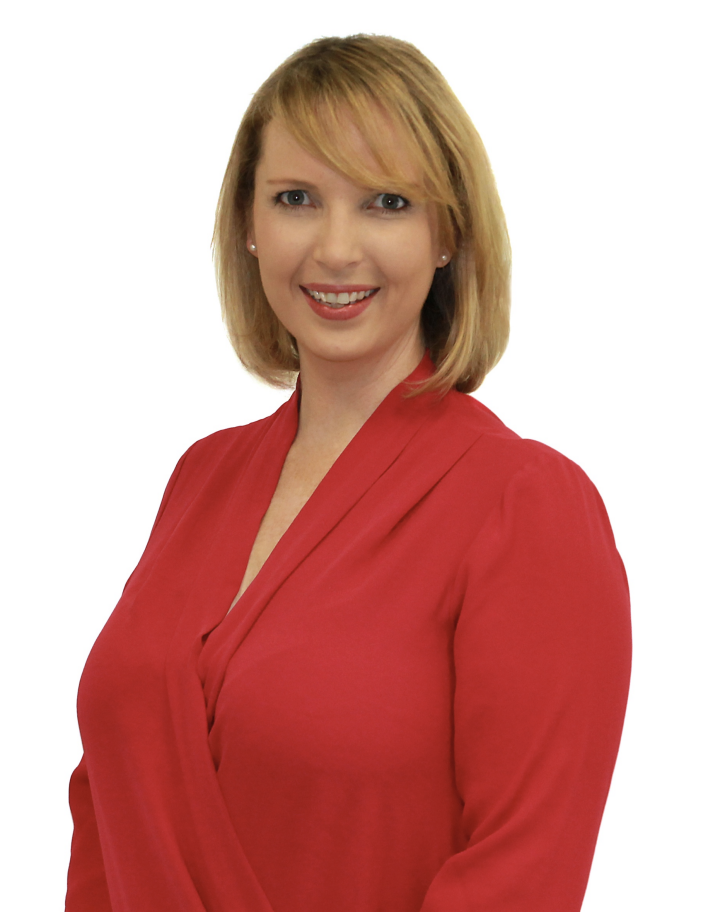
[249,243,257,251]
[440,254,448,263]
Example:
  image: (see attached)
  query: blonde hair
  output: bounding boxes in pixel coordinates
[212,34,511,396]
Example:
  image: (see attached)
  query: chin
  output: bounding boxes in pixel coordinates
[298,336,376,365]
[299,329,421,370]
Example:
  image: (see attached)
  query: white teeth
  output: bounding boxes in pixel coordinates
[305,287,376,307]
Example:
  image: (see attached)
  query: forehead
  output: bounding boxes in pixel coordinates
[257,111,424,192]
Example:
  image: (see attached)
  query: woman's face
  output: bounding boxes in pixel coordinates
[249,117,448,372]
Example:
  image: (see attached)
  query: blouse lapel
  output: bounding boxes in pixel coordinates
[197,351,485,718]
[158,394,301,910]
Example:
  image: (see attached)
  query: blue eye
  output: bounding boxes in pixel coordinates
[373,193,409,211]
[277,190,311,207]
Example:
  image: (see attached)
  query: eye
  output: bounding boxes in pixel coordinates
[371,193,409,212]
[276,190,312,207]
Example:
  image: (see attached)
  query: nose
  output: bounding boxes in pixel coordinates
[311,203,364,274]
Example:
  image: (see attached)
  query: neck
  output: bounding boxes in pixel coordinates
[294,334,426,453]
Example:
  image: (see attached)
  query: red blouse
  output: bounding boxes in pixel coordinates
[65,352,632,911]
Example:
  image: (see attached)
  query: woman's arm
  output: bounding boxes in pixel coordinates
[65,756,111,911]
[421,448,632,911]
[65,444,195,911]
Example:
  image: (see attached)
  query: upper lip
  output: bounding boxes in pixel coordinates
[301,283,380,293]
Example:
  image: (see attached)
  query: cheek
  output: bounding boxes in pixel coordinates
[377,225,436,288]
[258,256,297,326]
[253,202,307,281]
[256,234,309,307]
[259,226,302,269]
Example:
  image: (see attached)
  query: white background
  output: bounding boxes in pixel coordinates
[1,1,703,913]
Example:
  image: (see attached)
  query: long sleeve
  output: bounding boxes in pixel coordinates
[65,756,111,911]
[64,361,633,911]
[421,447,632,911]
[65,445,194,912]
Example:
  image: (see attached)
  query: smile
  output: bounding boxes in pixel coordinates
[303,287,378,308]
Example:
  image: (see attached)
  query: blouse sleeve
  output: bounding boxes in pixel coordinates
[421,447,632,911]
[65,756,111,911]
[65,446,194,912]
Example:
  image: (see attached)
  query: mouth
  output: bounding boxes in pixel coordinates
[301,285,380,308]
[299,284,381,322]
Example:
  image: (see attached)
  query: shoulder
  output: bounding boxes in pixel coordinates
[441,391,611,533]
[180,415,271,469]
[446,390,593,485]
[441,398,627,598]
[150,410,281,528]
[174,390,295,484]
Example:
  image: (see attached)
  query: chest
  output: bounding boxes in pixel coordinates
[230,446,342,609]
[80,443,479,764]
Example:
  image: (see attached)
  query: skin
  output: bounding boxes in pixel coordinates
[247,116,449,451]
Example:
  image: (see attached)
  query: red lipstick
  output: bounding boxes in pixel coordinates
[300,284,380,322]
[301,283,377,293]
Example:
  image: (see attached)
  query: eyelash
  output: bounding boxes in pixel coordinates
[273,190,411,213]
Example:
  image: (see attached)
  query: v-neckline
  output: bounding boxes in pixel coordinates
[192,347,488,729]
[223,351,437,619]
[226,449,330,615]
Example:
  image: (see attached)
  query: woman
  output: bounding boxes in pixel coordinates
[65,34,632,912]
